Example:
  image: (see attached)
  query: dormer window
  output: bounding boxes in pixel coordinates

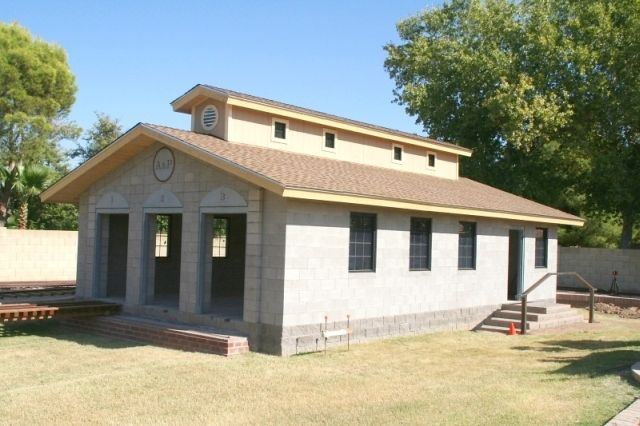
[392,144,403,163]
[323,129,336,152]
[427,153,436,169]
[272,118,288,143]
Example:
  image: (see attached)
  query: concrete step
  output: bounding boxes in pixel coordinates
[493,308,580,322]
[62,314,249,356]
[483,317,535,329]
[535,314,584,330]
[478,303,585,335]
[485,313,584,331]
[501,302,573,315]
[492,310,542,322]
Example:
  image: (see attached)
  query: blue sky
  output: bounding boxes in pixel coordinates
[2,1,441,158]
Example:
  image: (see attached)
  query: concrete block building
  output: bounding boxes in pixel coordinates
[42,85,583,355]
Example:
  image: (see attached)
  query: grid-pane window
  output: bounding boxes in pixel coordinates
[349,213,376,272]
[393,146,403,161]
[325,132,335,149]
[274,121,286,139]
[155,215,170,258]
[458,221,476,269]
[410,217,431,270]
[535,228,548,268]
[212,218,229,258]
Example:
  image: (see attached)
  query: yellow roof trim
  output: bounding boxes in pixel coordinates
[281,188,585,227]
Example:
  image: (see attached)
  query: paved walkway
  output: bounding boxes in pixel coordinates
[606,398,640,425]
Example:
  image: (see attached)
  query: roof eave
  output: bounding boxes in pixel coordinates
[40,123,286,204]
[281,188,585,227]
[41,124,148,203]
[171,84,230,113]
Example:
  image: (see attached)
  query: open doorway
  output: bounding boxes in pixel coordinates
[201,214,246,318]
[507,229,523,300]
[106,214,129,298]
[96,213,129,299]
[145,213,182,307]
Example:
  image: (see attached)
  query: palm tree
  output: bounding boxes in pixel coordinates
[11,164,50,229]
[0,162,17,228]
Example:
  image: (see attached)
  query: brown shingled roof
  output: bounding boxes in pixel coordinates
[146,124,581,224]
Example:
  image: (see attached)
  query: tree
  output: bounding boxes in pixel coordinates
[10,163,50,229]
[69,112,123,162]
[0,22,80,227]
[385,0,640,248]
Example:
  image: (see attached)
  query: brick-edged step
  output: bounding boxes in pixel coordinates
[477,302,584,334]
[62,315,249,356]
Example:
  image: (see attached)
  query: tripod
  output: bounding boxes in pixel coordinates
[609,271,620,295]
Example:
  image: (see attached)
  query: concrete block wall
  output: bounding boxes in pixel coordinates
[558,247,640,294]
[70,138,562,355]
[281,199,558,329]
[76,143,287,326]
[0,227,78,282]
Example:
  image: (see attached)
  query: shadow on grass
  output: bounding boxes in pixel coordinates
[549,350,639,378]
[0,321,145,350]
[513,339,640,380]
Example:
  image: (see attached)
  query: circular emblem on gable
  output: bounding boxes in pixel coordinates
[153,147,175,182]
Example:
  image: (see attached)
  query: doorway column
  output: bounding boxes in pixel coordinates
[179,195,200,313]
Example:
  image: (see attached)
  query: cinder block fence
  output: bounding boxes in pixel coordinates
[558,247,640,294]
[0,228,78,283]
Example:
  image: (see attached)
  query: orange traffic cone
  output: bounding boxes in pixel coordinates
[508,322,517,336]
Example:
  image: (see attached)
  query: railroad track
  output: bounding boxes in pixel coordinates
[0,285,76,300]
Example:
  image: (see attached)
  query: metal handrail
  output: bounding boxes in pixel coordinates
[520,272,595,335]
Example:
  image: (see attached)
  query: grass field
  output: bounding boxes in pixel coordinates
[1,314,638,425]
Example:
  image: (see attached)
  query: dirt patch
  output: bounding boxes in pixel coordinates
[595,302,640,319]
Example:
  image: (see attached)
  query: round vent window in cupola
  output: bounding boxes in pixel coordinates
[201,105,219,130]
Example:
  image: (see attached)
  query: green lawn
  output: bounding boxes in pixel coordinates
[1,314,638,425]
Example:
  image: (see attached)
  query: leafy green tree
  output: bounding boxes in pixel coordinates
[70,112,123,162]
[26,200,78,230]
[385,0,640,248]
[0,22,80,226]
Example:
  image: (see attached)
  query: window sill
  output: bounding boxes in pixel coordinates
[348,270,376,273]
[409,268,431,272]
[458,267,476,271]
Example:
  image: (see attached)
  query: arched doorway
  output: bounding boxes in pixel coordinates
[199,187,247,318]
[94,192,129,299]
[142,189,183,307]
